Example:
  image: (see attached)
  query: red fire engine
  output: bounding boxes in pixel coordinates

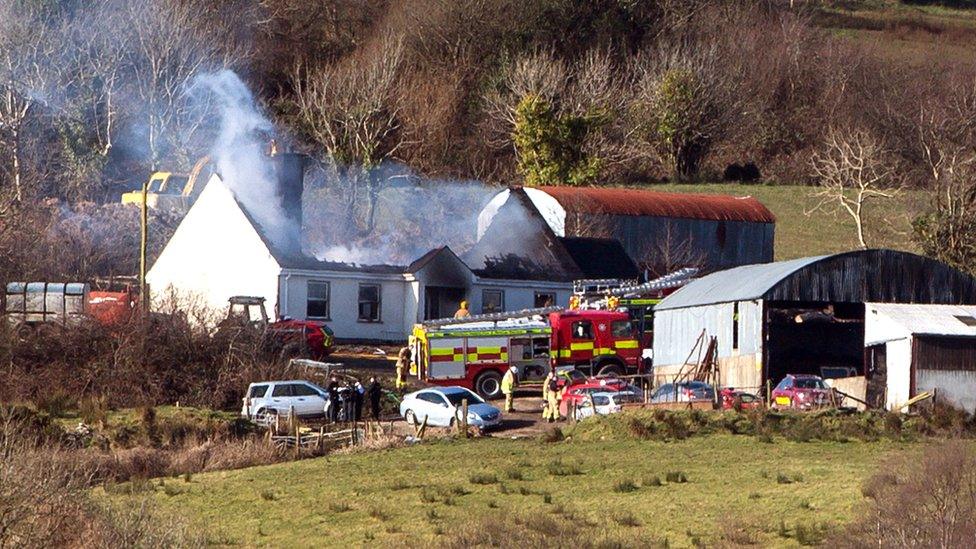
[409,270,698,399]
[410,307,643,399]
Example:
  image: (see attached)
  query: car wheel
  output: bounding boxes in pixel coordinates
[255,408,277,426]
[405,409,417,425]
[474,371,503,400]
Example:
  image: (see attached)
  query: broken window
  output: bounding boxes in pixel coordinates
[306,281,330,319]
[482,289,504,313]
[358,284,381,322]
[534,292,556,308]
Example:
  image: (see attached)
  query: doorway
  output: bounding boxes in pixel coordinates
[424,286,465,320]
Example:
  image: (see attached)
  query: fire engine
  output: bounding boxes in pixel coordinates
[410,307,644,399]
[409,269,699,399]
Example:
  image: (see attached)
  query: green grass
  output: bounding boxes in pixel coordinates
[105,434,917,547]
[652,183,920,260]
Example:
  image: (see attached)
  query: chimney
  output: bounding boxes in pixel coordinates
[270,149,306,236]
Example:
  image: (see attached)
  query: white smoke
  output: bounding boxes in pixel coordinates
[191,70,293,248]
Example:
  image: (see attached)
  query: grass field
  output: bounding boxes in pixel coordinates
[108,432,917,547]
[652,183,920,261]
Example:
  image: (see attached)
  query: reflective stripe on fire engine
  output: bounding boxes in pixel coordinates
[558,349,572,358]
[570,342,594,351]
[427,327,550,338]
[595,348,614,355]
[614,340,639,349]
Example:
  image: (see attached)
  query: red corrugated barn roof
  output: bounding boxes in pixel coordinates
[536,185,776,223]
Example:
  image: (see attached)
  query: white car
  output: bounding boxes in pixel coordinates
[400,386,502,430]
[574,391,639,421]
[242,380,330,423]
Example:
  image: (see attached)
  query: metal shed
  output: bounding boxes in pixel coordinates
[653,249,976,396]
[866,303,976,412]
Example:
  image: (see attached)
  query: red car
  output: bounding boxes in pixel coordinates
[719,388,763,410]
[558,378,637,417]
[771,374,834,410]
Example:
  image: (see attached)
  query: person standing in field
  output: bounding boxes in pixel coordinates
[367,377,382,419]
[501,366,518,413]
[542,370,560,422]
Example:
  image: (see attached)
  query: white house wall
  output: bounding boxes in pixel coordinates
[653,300,763,366]
[147,177,281,316]
[279,271,409,341]
[469,280,572,314]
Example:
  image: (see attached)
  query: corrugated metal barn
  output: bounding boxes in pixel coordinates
[866,304,976,412]
[653,249,976,404]
[477,186,775,275]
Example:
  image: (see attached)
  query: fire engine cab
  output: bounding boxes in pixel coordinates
[410,307,644,399]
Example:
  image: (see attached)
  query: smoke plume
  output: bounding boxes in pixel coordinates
[190,70,294,248]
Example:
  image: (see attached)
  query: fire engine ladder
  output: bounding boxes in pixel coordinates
[576,268,699,308]
[422,306,564,329]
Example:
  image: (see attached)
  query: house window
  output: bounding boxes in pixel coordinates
[482,289,504,313]
[358,284,381,322]
[534,292,556,308]
[306,281,330,319]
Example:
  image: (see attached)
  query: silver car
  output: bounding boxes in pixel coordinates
[574,391,640,420]
[400,386,502,430]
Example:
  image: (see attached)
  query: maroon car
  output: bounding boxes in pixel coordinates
[771,374,834,410]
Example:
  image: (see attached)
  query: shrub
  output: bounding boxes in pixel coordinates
[260,489,276,501]
[329,501,351,513]
[547,460,582,477]
[33,390,76,418]
[469,472,498,485]
[642,475,662,487]
[540,426,564,443]
[776,472,793,484]
[504,468,524,481]
[612,479,638,493]
[836,441,976,546]
[666,471,687,484]
[614,512,640,527]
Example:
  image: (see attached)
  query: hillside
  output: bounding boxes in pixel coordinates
[653,184,920,260]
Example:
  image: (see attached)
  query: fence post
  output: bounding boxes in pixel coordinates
[765,380,772,408]
[460,399,469,438]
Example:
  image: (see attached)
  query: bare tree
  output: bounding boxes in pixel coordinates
[292,35,406,235]
[912,79,976,274]
[808,128,897,249]
[124,0,229,170]
[640,222,707,277]
[0,2,58,203]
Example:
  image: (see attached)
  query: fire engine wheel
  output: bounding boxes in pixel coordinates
[595,362,623,377]
[474,371,503,400]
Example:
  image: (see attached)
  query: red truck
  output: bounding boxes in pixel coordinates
[410,307,644,399]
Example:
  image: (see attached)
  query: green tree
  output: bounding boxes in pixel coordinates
[512,94,601,186]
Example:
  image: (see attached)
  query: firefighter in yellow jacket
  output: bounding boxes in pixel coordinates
[395,346,410,391]
[501,366,518,413]
[542,370,560,422]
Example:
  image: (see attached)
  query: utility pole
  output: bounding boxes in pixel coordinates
[139,178,149,312]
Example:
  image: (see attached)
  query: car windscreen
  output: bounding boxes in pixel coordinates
[444,390,483,406]
[794,378,826,389]
[592,395,611,406]
[248,385,269,398]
